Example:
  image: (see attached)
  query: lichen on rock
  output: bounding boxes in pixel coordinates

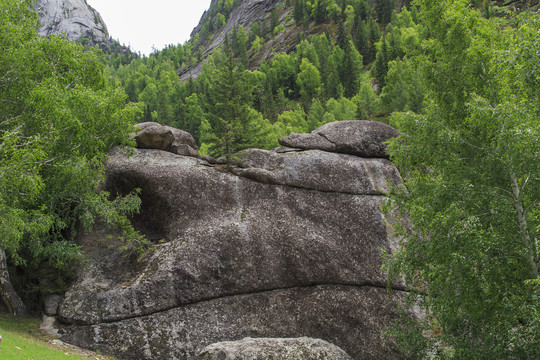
[55,120,408,360]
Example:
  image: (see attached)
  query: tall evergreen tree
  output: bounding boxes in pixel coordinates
[374,35,389,89]
[271,8,280,31]
[341,41,363,97]
[376,0,395,24]
[337,19,348,50]
[367,18,381,63]
[202,48,264,160]
[355,19,369,64]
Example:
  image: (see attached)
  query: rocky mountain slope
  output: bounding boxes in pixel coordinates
[35,0,110,48]
[180,0,317,81]
[48,121,411,359]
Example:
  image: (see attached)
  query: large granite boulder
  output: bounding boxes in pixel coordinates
[199,337,353,359]
[232,148,401,195]
[134,122,216,163]
[279,120,400,158]
[135,122,198,153]
[56,121,405,359]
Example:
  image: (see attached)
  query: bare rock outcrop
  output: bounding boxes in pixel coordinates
[199,337,353,359]
[35,0,109,47]
[279,120,400,158]
[135,122,197,153]
[56,121,406,359]
[181,0,281,81]
[135,122,215,163]
[232,148,401,194]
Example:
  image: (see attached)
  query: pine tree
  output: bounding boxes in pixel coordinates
[271,8,280,31]
[374,35,389,90]
[367,18,381,64]
[376,0,395,24]
[203,47,262,160]
[355,19,369,64]
[337,19,348,50]
[341,41,363,98]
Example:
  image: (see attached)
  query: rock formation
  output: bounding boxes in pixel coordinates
[199,337,353,359]
[180,0,286,81]
[35,0,109,47]
[55,120,407,359]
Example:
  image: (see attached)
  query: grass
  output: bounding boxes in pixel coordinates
[0,313,114,360]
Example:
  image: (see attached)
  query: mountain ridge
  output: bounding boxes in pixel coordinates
[35,0,110,47]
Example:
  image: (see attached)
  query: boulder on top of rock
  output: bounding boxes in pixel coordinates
[232,148,402,195]
[279,120,400,158]
[199,337,353,360]
[134,122,218,163]
[278,132,336,153]
[134,122,198,154]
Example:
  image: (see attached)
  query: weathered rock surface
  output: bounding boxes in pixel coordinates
[199,337,353,359]
[61,286,404,360]
[181,0,281,81]
[134,122,217,163]
[43,294,62,316]
[35,0,109,47]
[279,120,400,158]
[233,148,401,194]
[56,121,406,359]
[135,122,198,153]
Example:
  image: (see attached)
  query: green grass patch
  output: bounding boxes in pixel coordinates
[0,313,113,359]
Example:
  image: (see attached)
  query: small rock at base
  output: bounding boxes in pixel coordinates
[199,337,353,360]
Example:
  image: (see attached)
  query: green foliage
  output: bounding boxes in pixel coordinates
[294,0,306,24]
[200,48,271,159]
[273,24,285,35]
[380,57,425,113]
[271,8,280,31]
[373,35,389,89]
[272,105,309,139]
[324,96,357,121]
[307,99,326,130]
[375,0,395,24]
[216,13,226,29]
[353,73,380,118]
[384,1,540,358]
[296,58,321,107]
[0,0,144,296]
[341,40,363,97]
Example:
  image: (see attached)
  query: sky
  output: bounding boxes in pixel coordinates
[87,0,213,55]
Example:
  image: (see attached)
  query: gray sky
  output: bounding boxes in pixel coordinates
[87,0,212,55]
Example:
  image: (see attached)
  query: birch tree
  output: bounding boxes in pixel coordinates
[384,1,539,358]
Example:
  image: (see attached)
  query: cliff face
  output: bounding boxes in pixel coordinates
[52,121,410,359]
[35,0,109,47]
[180,0,287,81]
[193,0,280,54]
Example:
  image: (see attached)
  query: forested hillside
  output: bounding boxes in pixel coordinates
[104,0,537,159]
[105,0,426,156]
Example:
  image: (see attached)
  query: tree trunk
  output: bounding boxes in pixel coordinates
[0,249,29,317]
[510,171,539,279]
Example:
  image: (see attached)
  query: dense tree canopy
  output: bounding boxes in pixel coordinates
[0,0,143,313]
[384,0,539,358]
